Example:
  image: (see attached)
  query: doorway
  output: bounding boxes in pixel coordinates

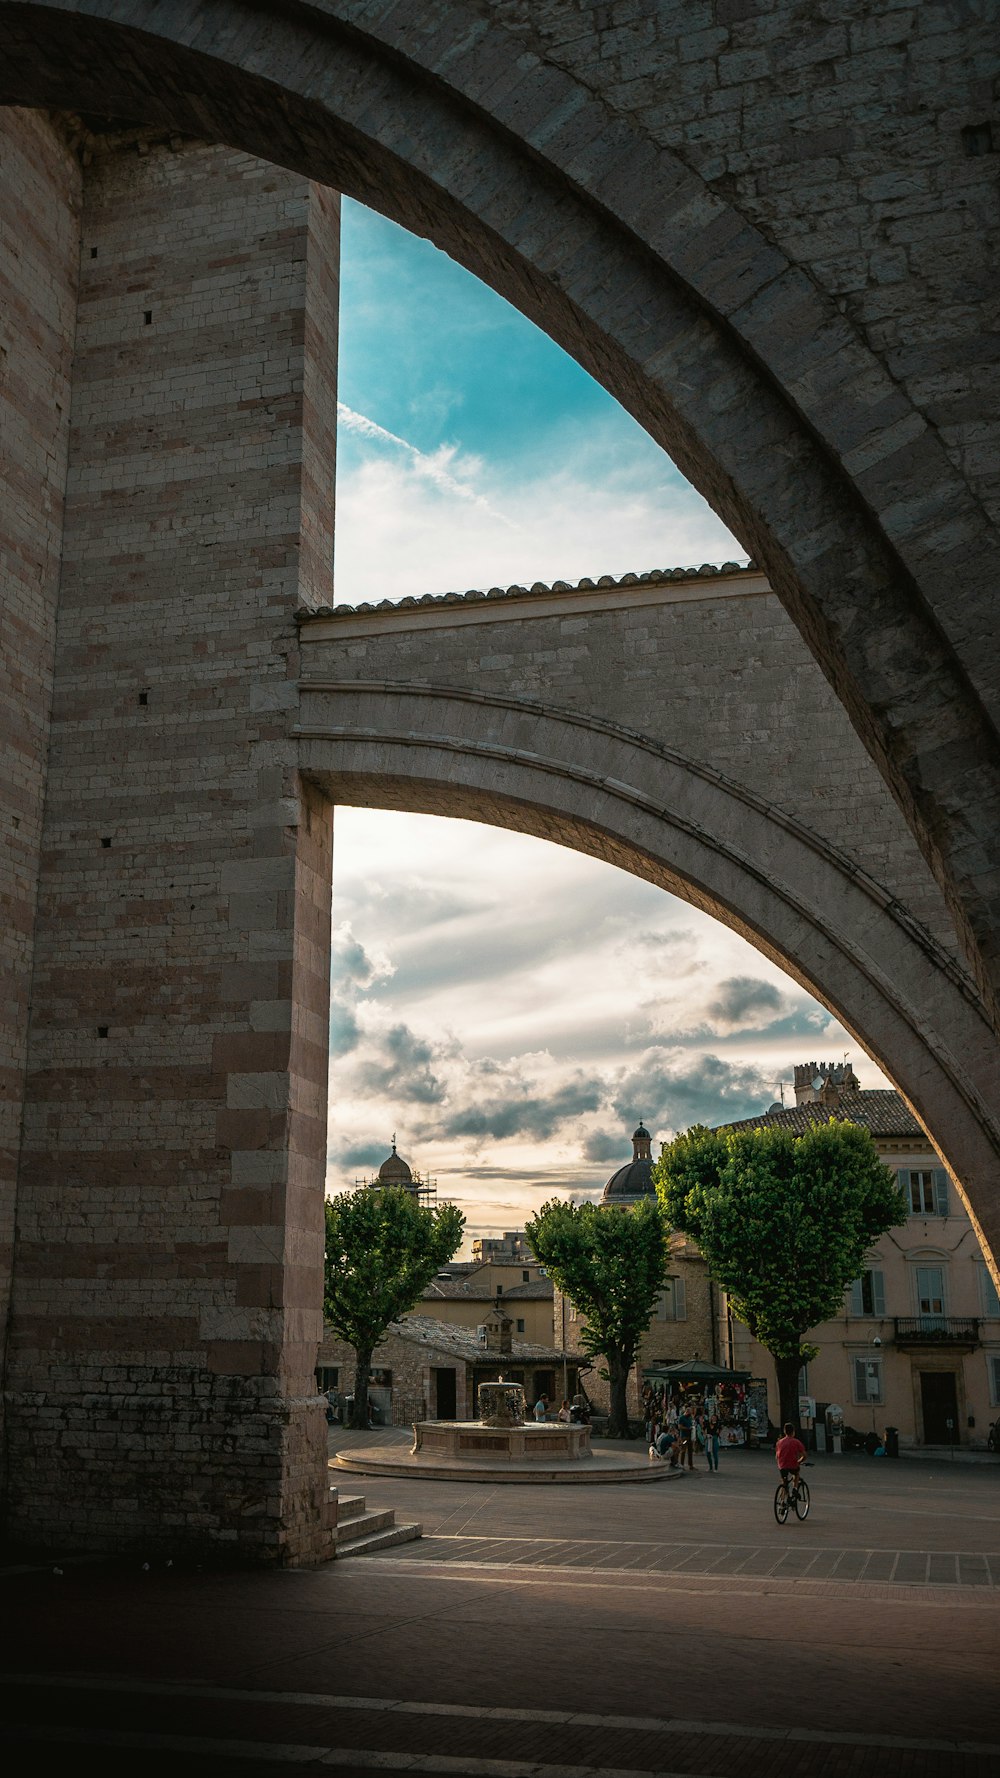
[433,1367,457,1420]
[920,1370,959,1444]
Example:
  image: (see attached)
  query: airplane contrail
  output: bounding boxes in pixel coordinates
[337,402,516,527]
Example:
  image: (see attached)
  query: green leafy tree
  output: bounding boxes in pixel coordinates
[654,1121,906,1432]
[525,1197,668,1438]
[324,1186,464,1430]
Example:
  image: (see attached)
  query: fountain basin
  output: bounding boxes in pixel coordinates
[411,1419,592,1462]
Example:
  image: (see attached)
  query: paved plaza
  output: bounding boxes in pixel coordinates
[2,1436,998,1776]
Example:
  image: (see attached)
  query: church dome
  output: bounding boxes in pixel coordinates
[377,1140,413,1187]
[602,1159,655,1201]
[601,1120,656,1203]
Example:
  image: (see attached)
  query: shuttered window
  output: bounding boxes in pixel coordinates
[849,1270,886,1316]
[852,1356,883,1404]
[989,1355,1000,1407]
[900,1169,949,1215]
[657,1278,687,1321]
[979,1265,1000,1318]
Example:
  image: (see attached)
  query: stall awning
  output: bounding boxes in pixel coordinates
[642,1358,752,1384]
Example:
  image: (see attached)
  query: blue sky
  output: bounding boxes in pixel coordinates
[327,199,886,1247]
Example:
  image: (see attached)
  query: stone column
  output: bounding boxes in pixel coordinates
[4,134,338,1563]
[0,109,80,1449]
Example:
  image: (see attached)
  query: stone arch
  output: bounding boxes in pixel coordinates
[296,681,1000,1270]
[2,0,999,1014]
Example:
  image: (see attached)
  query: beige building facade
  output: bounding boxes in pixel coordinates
[721,1066,1000,1450]
[419,1263,555,1348]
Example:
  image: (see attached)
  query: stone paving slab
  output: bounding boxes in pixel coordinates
[4,1674,1000,1777]
[388,1533,1000,1589]
[3,1453,998,1771]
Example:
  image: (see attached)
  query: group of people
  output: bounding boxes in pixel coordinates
[533,1393,590,1425]
[644,1387,722,1472]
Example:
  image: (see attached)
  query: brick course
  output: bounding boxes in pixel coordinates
[4,131,338,1563]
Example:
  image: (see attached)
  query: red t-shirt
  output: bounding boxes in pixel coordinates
[775,1435,807,1471]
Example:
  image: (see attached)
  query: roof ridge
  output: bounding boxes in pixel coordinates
[296,561,756,622]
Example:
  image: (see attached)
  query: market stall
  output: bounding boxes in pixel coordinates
[641,1358,767,1447]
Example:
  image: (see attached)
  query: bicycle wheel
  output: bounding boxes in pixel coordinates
[794,1478,810,1520]
[773,1483,789,1524]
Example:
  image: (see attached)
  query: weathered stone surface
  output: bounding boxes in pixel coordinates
[3,123,337,1563]
[0,4,996,1010]
[1,0,998,1554]
[297,575,1000,1285]
[0,110,80,1450]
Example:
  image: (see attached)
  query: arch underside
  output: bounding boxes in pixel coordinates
[297,694,1000,1271]
[2,1,1000,1019]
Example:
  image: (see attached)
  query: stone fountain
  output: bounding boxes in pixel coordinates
[410,1373,592,1462]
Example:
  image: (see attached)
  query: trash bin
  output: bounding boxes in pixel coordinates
[885,1425,899,1458]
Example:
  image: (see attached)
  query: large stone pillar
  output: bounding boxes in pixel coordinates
[0,109,80,1447]
[4,132,338,1562]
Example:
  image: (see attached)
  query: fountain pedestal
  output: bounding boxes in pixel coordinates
[411,1421,592,1461]
[411,1377,591,1461]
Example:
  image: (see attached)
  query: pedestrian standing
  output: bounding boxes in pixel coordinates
[677,1402,695,1470]
[705,1413,721,1472]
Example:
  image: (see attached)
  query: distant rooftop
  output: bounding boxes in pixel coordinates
[422,1272,552,1301]
[390,1312,571,1364]
[721,1090,925,1140]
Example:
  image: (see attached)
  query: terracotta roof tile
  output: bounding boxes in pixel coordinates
[392,1312,570,1363]
[297,561,755,621]
[720,1090,925,1139]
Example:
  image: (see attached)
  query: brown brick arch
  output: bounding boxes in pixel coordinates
[1,0,999,1015]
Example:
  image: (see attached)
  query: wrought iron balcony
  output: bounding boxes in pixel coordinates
[893,1316,980,1349]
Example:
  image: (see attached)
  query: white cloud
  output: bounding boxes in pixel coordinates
[337,402,513,524]
[333,416,744,605]
[327,808,889,1246]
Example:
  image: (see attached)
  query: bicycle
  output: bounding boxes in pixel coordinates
[774,1469,810,1523]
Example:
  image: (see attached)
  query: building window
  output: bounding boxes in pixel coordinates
[989,1355,1000,1406]
[900,1168,949,1215]
[914,1265,946,1328]
[516,1318,525,1334]
[852,1355,883,1405]
[569,1302,577,1322]
[656,1278,687,1321]
[316,1366,339,1392]
[522,1270,530,1282]
[979,1264,1000,1319]
[849,1270,886,1316]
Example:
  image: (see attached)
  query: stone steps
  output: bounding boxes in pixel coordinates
[332,1486,422,1559]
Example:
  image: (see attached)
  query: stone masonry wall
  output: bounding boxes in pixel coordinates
[489,0,1000,532]
[0,111,80,1443]
[318,1326,469,1421]
[2,2,999,1058]
[301,582,958,956]
[5,137,339,1561]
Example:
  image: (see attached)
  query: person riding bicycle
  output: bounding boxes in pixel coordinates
[775,1422,807,1486]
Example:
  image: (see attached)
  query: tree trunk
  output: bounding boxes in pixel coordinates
[606,1351,631,1438]
[773,1351,803,1437]
[350,1345,374,1431]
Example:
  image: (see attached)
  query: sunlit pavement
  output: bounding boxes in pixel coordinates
[2,1441,998,1776]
